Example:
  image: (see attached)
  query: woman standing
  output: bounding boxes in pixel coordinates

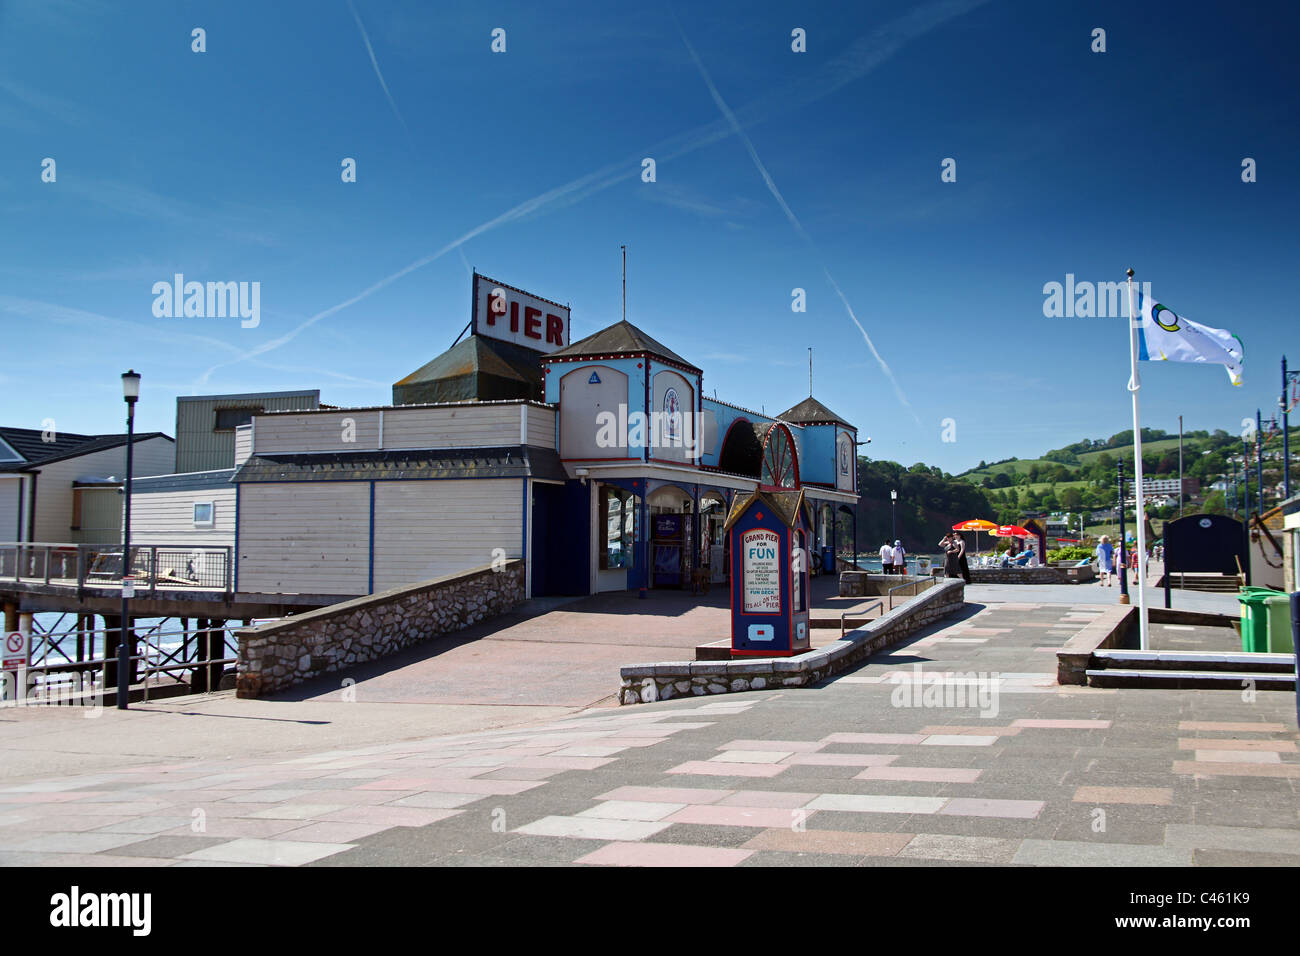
[1096,535,1114,587]
[941,533,961,579]
[956,534,971,584]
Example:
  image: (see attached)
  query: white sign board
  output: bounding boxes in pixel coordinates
[3,631,29,670]
[472,273,570,353]
[741,529,782,613]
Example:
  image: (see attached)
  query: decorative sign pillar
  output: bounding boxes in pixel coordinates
[724,489,811,657]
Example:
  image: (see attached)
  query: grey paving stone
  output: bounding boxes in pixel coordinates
[1012,838,1193,867]
[1164,823,1300,855]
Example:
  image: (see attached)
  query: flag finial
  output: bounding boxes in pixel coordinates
[1126,267,1134,278]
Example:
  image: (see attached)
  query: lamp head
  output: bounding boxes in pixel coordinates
[121,369,141,403]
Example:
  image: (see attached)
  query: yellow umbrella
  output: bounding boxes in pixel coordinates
[953,519,997,555]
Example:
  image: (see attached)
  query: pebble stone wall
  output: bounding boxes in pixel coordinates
[235,561,526,698]
[618,579,966,705]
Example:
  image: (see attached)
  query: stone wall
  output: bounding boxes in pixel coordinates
[969,566,1068,584]
[619,579,965,704]
[235,561,526,698]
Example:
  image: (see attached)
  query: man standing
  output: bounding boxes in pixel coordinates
[879,540,894,575]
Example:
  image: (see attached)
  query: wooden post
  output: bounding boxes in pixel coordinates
[3,602,15,633]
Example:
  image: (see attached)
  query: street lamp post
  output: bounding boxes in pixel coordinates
[118,370,140,710]
[890,489,898,544]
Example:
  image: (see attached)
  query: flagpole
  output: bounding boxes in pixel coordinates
[1125,268,1150,651]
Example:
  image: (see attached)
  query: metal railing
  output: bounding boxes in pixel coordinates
[3,620,240,706]
[0,543,233,597]
[887,575,936,609]
[841,599,883,638]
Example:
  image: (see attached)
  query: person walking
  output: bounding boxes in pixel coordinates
[879,540,894,575]
[893,540,907,576]
[1096,534,1114,587]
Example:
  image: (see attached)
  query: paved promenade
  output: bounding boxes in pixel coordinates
[1,595,1295,867]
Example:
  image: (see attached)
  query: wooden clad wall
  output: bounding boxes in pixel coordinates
[371,479,522,590]
[253,404,542,456]
[32,436,175,542]
[237,483,369,594]
[129,487,236,547]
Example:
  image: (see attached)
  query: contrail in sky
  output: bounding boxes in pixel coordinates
[346,0,413,142]
[671,7,921,421]
[201,0,989,385]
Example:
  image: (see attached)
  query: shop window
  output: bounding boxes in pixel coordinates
[600,487,637,570]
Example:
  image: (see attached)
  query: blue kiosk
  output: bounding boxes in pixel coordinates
[724,488,812,657]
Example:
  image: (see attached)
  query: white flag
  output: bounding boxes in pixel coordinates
[1137,295,1244,386]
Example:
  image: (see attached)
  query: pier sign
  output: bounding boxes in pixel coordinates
[3,631,28,670]
[472,273,570,354]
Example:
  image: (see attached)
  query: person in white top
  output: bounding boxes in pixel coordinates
[893,540,906,576]
[879,541,894,574]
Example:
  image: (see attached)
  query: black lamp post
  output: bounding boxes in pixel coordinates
[890,489,898,543]
[118,370,140,710]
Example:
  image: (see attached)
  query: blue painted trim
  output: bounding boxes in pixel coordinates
[368,481,376,594]
[233,482,241,592]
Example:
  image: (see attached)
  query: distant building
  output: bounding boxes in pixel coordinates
[0,427,174,543]
[174,390,321,473]
[1126,477,1198,497]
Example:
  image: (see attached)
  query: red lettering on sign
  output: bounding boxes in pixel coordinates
[524,307,542,339]
[545,313,564,345]
[510,301,520,333]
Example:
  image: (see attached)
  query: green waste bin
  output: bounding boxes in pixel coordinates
[1238,587,1277,653]
[1263,592,1295,653]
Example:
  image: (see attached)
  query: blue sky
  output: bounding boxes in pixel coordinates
[3,0,1297,473]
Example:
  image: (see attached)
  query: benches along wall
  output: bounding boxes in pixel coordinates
[235,560,526,697]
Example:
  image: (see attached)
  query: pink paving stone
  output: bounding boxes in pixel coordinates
[855,767,983,783]
[1012,719,1112,729]
[596,786,733,804]
[919,735,998,747]
[318,806,464,827]
[478,767,563,781]
[1194,750,1283,764]
[600,738,669,748]
[919,725,1022,736]
[278,821,392,843]
[783,753,899,767]
[289,789,413,805]
[1178,738,1297,752]
[164,818,310,838]
[1072,787,1173,806]
[391,778,545,796]
[506,755,617,771]
[0,792,112,804]
[719,740,826,753]
[574,841,753,867]
[714,790,819,809]
[742,828,914,857]
[1171,761,1300,778]
[666,761,788,778]
[822,733,927,745]
[665,805,813,828]
[939,798,1044,819]
[1178,721,1288,733]
[956,627,1010,635]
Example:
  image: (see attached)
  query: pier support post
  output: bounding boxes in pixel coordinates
[3,602,15,633]
[190,618,225,692]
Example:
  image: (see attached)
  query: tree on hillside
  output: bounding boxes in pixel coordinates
[1060,487,1083,509]
[992,472,1012,488]
[1203,491,1227,515]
